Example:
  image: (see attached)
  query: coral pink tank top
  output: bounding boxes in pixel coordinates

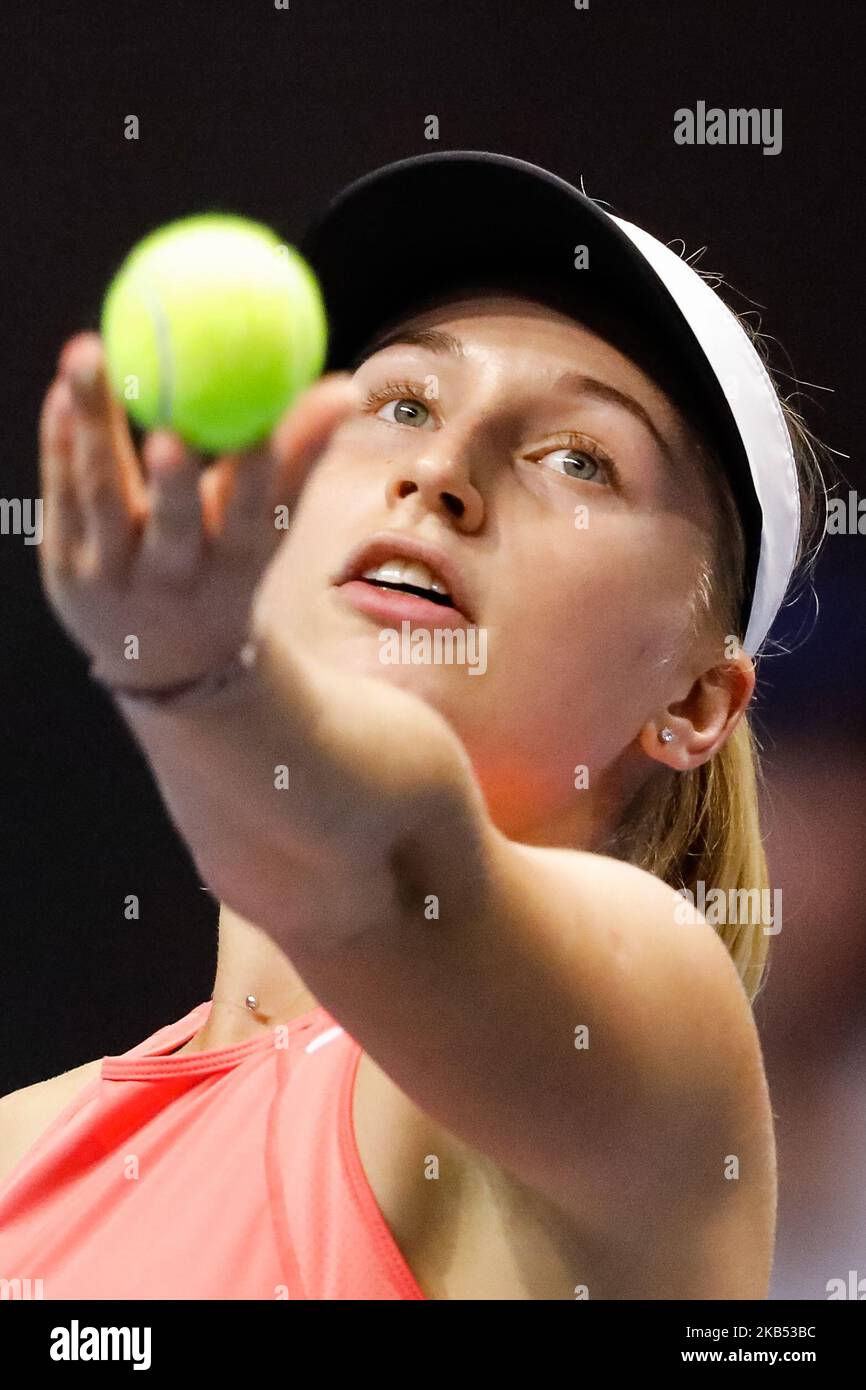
[0,1001,426,1300]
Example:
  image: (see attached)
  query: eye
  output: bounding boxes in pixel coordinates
[362,380,437,429]
[377,397,432,428]
[532,439,613,486]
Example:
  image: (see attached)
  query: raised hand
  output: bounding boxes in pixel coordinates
[37,332,358,695]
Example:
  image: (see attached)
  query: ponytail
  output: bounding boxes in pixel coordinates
[609,296,833,1006]
[623,718,771,1003]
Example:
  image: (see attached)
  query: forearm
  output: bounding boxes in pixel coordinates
[109,627,474,935]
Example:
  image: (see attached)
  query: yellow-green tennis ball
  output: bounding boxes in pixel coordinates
[101,213,327,453]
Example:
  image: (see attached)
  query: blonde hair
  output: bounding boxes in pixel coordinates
[607,297,833,1006]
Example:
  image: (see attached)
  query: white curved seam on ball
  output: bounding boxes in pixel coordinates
[141,279,175,429]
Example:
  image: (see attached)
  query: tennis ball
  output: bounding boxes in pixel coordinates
[100,213,328,453]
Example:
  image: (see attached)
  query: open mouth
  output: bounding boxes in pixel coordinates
[359,577,455,608]
[333,536,475,623]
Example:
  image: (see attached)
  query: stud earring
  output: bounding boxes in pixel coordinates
[658,727,675,744]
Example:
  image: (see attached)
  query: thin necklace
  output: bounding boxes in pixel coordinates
[208,993,262,1016]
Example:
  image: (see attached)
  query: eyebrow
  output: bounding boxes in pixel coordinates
[543,370,675,466]
[354,328,674,464]
[352,327,465,366]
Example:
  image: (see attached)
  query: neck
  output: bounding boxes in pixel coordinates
[488,747,642,853]
[182,904,319,1054]
[180,755,643,1055]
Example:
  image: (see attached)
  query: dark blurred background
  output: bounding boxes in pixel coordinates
[0,0,863,1300]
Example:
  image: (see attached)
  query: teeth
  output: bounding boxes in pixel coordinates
[361,557,450,596]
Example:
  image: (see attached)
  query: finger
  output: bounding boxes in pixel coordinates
[138,429,206,582]
[267,373,362,505]
[199,452,238,540]
[38,376,84,567]
[205,446,283,564]
[65,337,141,576]
[60,333,148,520]
[205,375,361,565]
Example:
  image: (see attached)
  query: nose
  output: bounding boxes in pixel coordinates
[385,437,485,531]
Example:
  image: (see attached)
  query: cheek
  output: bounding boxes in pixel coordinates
[286,451,391,609]
[488,515,704,714]
[291,446,375,531]
[252,455,354,634]
[250,442,405,654]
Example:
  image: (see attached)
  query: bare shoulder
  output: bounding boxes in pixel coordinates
[0,1057,104,1188]
[532,848,776,1293]
[354,846,777,1297]
[510,846,777,1197]
[509,843,772,1092]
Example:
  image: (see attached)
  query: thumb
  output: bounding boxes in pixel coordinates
[267,372,362,505]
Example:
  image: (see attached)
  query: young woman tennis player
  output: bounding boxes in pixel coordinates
[0,153,827,1299]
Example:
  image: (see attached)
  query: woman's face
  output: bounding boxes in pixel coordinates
[255,294,723,839]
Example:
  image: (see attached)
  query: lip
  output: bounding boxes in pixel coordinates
[335,579,474,630]
[331,530,476,623]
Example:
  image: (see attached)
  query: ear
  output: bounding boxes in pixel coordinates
[638,647,756,772]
